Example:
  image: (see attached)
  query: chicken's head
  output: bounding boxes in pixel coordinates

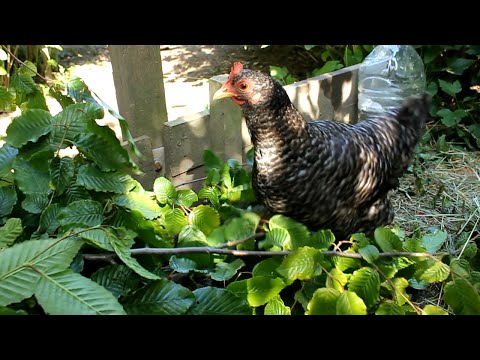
[212,62,277,107]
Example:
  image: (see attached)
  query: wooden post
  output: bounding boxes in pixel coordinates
[109,45,168,149]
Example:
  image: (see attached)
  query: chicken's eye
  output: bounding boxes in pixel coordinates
[238,82,249,90]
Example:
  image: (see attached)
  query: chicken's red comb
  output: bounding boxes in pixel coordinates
[228,62,244,81]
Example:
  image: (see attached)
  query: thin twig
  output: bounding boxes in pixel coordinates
[1,45,52,88]
[175,177,207,188]
[83,247,448,260]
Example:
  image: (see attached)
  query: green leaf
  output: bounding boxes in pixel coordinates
[175,189,198,207]
[35,269,126,315]
[205,168,221,186]
[21,193,49,214]
[77,164,136,194]
[226,276,286,307]
[425,81,438,97]
[450,258,470,278]
[79,228,115,251]
[64,182,91,204]
[153,177,177,204]
[50,157,75,195]
[198,186,220,208]
[206,227,226,247]
[374,227,403,252]
[123,279,195,315]
[264,295,291,315]
[270,65,289,81]
[358,245,380,264]
[446,57,475,75]
[0,144,18,183]
[11,72,36,94]
[276,247,323,282]
[309,229,335,250]
[164,207,188,234]
[5,109,53,148]
[110,232,160,281]
[409,278,430,290]
[422,304,448,315]
[0,307,27,315]
[19,87,48,111]
[0,238,82,306]
[326,268,348,292]
[19,60,37,77]
[336,291,367,315]
[0,85,16,111]
[268,214,310,250]
[12,157,50,194]
[210,259,245,281]
[375,301,405,315]
[113,192,161,220]
[311,61,344,77]
[57,200,104,227]
[38,203,61,234]
[188,205,220,236]
[91,264,140,298]
[189,287,251,315]
[252,257,284,278]
[421,230,447,253]
[0,187,17,217]
[0,218,22,249]
[177,225,211,268]
[348,267,381,308]
[438,79,462,97]
[224,217,256,242]
[259,227,290,250]
[420,260,450,283]
[306,288,341,315]
[203,149,223,170]
[385,277,410,306]
[169,256,201,274]
[404,238,426,253]
[444,279,480,315]
[333,251,362,272]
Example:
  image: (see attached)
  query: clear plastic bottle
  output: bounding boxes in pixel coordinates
[357,45,426,121]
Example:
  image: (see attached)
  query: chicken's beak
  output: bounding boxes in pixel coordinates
[212,86,236,101]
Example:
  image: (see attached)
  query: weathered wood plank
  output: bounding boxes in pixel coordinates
[109,45,168,149]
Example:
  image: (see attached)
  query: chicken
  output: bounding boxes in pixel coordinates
[213,62,430,240]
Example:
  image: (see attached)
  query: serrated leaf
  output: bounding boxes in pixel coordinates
[224,217,256,242]
[336,291,367,315]
[38,203,61,234]
[19,87,48,111]
[326,268,348,292]
[276,247,323,282]
[385,277,410,306]
[57,200,104,227]
[269,214,310,250]
[164,207,188,234]
[0,218,22,249]
[203,149,224,171]
[421,230,447,253]
[264,295,291,315]
[113,192,161,220]
[206,227,226,247]
[0,85,16,112]
[0,144,18,181]
[77,164,136,194]
[91,264,140,298]
[462,243,477,259]
[79,228,115,251]
[420,260,450,283]
[333,251,362,272]
[205,168,221,186]
[374,227,403,252]
[18,60,37,77]
[189,287,251,315]
[175,189,198,207]
[50,157,74,195]
[13,157,50,194]
[404,238,426,253]
[210,259,245,281]
[11,72,36,94]
[21,193,49,214]
[177,225,211,268]
[198,186,220,208]
[348,267,380,308]
[188,205,220,236]
[422,304,448,315]
[123,279,194,315]
[109,233,160,281]
[226,276,286,307]
[444,279,480,315]
[0,238,82,306]
[358,245,380,264]
[153,177,177,204]
[0,187,17,217]
[306,288,341,315]
[375,301,405,315]
[63,182,91,204]
[309,229,335,249]
[449,258,470,278]
[35,269,126,315]
[169,255,201,274]
[438,79,462,97]
[259,227,290,250]
[252,257,284,278]
[6,109,53,148]
[446,58,475,75]
[409,278,429,290]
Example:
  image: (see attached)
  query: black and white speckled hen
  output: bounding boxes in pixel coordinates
[213,62,430,239]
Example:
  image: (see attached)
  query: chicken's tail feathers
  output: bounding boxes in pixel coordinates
[396,93,431,134]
